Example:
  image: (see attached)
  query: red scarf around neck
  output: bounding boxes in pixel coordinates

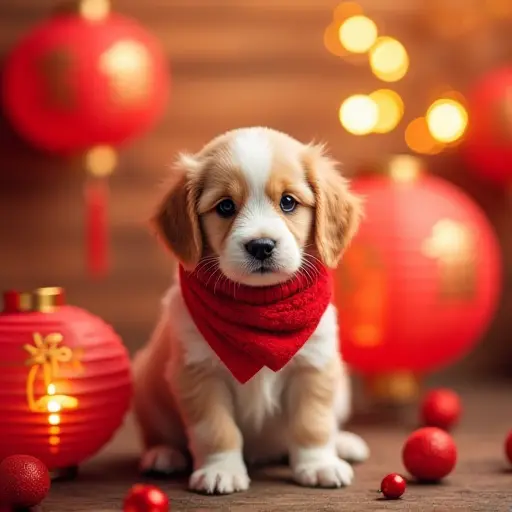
[179,262,333,383]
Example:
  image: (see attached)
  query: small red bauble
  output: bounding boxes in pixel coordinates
[402,427,457,482]
[380,473,406,499]
[0,455,51,508]
[123,484,169,512]
[420,388,462,430]
[505,430,512,464]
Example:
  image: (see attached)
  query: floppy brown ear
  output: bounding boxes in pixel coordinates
[152,153,203,269]
[303,143,363,268]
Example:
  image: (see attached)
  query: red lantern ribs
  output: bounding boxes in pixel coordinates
[0,287,132,480]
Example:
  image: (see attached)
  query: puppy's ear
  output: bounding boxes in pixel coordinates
[152,153,203,269]
[303,143,363,268]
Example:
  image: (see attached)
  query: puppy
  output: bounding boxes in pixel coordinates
[132,127,369,495]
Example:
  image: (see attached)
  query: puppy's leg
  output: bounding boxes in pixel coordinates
[287,360,354,488]
[133,314,189,476]
[169,363,249,495]
[333,362,370,463]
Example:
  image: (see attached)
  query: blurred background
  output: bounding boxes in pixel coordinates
[0,0,511,391]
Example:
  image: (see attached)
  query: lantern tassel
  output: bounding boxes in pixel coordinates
[84,177,109,278]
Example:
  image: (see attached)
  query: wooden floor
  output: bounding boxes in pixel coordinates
[43,383,512,511]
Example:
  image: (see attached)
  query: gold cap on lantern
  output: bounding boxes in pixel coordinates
[53,0,110,21]
[2,287,66,313]
[387,154,423,183]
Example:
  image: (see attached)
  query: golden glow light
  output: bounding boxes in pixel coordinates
[338,15,378,53]
[405,117,443,155]
[369,37,409,82]
[47,400,62,413]
[339,95,378,135]
[49,414,61,426]
[426,99,468,143]
[369,89,404,133]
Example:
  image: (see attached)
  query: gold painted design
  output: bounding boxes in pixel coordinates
[24,332,83,413]
[422,219,477,299]
[38,48,75,110]
[337,242,387,347]
[99,40,152,108]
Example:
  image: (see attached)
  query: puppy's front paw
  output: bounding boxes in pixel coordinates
[189,451,250,495]
[336,431,370,463]
[293,456,354,488]
[140,445,188,476]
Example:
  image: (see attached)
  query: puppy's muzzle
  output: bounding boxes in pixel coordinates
[244,238,276,261]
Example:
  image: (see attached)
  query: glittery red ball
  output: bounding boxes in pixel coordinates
[420,388,462,430]
[0,455,50,507]
[380,473,406,499]
[505,430,512,464]
[402,427,457,482]
[123,484,169,512]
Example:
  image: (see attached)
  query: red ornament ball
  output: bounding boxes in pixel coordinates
[0,455,50,508]
[123,484,169,512]
[505,430,512,464]
[420,388,462,430]
[402,427,457,482]
[380,473,406,499]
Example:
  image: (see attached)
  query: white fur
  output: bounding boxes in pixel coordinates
[220,128,303,286]
[189,451,250,494]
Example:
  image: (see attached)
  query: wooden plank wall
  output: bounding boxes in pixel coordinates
[0,0,510,378]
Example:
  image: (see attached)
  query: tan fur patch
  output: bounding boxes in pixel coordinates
[199,155,249,254]
[172,361,242,454]
[287,358,339,447]
[302,144,362,268]
[152,154,203,269]
[265,155,315,249]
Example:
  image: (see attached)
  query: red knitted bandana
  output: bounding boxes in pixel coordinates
[179,262,333,383]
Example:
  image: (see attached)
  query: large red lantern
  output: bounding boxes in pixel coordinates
[0,287,132,479]
[462,66,512,185]
[335,156,501,402]
[1,0,169,276]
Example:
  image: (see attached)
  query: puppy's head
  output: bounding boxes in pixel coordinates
[153,127,362,286]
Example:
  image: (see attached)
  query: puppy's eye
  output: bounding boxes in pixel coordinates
[216,198,236,218]
[280,195,297,213]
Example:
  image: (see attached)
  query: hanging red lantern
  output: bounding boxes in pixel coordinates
[1,0,169,277]
[0,287,132,479]
[462,66,512,186]
[335,156,501,403]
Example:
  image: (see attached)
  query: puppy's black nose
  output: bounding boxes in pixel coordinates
[245,238,276,261]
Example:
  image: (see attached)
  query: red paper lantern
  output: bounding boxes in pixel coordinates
[463,66,512,185]
[2,4,168,153]
[335,156,501,401]
[1,0,169,277]
[0,287,132,478]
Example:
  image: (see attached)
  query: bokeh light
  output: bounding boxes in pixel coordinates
[369,37,409,82]
[426,99,469,143]
[333,1,364,22]
[338,15,378,53]
[369,89,404,133]
[405,117,444,155]
[339,94,378,135]
[324,22,350,58]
